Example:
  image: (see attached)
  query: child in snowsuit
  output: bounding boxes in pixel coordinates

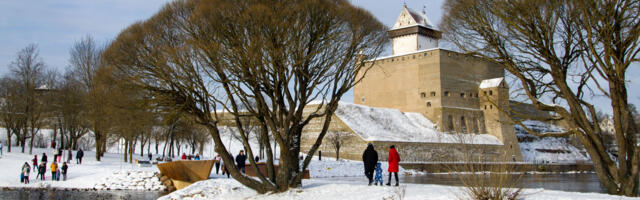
[374,162,383,186]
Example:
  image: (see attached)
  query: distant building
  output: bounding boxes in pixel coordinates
[352,5,528,161]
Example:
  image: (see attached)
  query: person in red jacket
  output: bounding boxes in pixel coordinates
[181,153,187,160]
[386,145,400,186]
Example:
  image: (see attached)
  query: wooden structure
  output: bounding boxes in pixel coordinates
[157,160,215,189]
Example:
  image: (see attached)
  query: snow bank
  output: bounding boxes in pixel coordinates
[334,103,502,145]
[516,121,589,163]
[93,170,165,191]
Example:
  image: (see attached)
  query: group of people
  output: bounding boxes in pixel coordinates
[213,150,248,178]
[20,147,84,184]
[362,143,401,186]
[180,153,201,160]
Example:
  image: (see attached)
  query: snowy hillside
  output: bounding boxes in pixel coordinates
[516,121,589,163]
[334,103,503,145]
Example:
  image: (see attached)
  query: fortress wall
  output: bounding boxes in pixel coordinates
[299,113,510,162]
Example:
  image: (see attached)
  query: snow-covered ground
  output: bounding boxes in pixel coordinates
[160,178,640,200]
[516,121,589,163]
[0,147,158,189]
[334,103,503,144]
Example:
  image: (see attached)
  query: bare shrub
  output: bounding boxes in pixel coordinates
[452,160,524,200]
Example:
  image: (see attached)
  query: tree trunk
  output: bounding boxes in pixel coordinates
[53,124,57,148]
[95,130,102,161]
[123,139,128,162]
[129,140,134,163]
[140,138,145,157]
[6,129,11,152]
[155,139,159,155]
[28,127,35,155]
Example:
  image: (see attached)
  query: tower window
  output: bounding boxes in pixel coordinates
[361,97,365,102]
[420,92,426,98]
[484,105,487,110]
[489,90,493,95]
[426,102,431,107]
[490,105,493,109]
[484,91,487,95]
[430,92,436,96]
[444,91,450,96]
[460,93,466,98]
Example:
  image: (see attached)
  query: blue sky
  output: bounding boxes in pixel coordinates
[0,0,637,112]
[0,0,444,75]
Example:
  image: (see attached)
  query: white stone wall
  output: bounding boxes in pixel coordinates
[392,34,418,55]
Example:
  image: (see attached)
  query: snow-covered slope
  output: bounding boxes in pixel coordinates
[334,103,502,145]
[516,121,589,163]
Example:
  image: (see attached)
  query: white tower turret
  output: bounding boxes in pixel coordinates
[389,5,441,55]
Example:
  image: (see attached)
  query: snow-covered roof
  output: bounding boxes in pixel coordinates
[479,77,504,89]
[392,5,435,30]
[333,102,503,145]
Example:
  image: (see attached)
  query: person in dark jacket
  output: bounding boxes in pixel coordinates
[61,162,68,181]
[362,143,378,186]
[235,150,247,173]
[41,153,48,164]
[76,149,84,164]
[148,152,152,161]
[38,163,46,180]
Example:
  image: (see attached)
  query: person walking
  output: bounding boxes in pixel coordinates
[194,154,200,160]
[37,163,46,180]
[57,148,63,163]
[181,153,187,160]
[76,149,84,164]
[50,161,58,181]
[22,162,31,184]
[41,153,48,165]
[235,150,247,174]
[148,152,152,161]
[61,162,68,181]
[0,141,3,156]
[362,143,378,186]
[214,154,221,174]
[32,155,38,169]
[386,145,400,186]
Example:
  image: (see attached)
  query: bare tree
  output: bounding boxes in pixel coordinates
[0,77,27,153]
[69,35,108,161]
[327,131,349,160]
[441,0,640,196]
[54,72,89,150]
[103,0,386,193]
[9,44,50,154]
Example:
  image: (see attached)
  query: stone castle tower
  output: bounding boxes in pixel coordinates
[353,5,522,161]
